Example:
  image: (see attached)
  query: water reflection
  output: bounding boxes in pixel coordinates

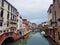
[26,33,49,45]
[3,32,57,45]
[9,32,32,45]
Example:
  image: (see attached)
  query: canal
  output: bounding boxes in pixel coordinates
[3,32,57,45]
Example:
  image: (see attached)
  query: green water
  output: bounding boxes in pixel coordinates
[8,32,57,45]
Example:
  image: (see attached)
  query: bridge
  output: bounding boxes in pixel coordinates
[0,30,32,45]
[0,32,21,45]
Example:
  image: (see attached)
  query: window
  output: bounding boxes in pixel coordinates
[17,19,18,22]
[54,11,56,22]
[13,8,14,13]
[53,0,55,4]
[7,12,9,19]
[15,10,17,14]
[0,9,3,17]
[20,25,22,27]
[7,21,9,27]
[58,32,60,40]
[8,4,10,10]
[11,7,14,13]
[58,0,60,7]
[50,9,51,13]
[2,0,4,7]
[11,14,13,20]
[13,15,14,20]
[50,20,52,26]
[11,7,13,12]
[54,11,57,26]
[0,22,2,26]
[15,16,16,21]
[0,9,1,16]
[11,14,15,20]
[11,14,12,20]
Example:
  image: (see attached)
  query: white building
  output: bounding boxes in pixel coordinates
[17,14,23,34]
[0,0,18,34]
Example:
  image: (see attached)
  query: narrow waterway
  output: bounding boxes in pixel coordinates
[4,32,57,45]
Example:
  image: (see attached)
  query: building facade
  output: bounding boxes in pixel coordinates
[17,14,23,35]
[32,23,37,31]
[0,0,33,44]
[22,19,29,34]
[48,0,60,44]
[28,21,32,30]
[48,4,56,40]
[0,0,18,34]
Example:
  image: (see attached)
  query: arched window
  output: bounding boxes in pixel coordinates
[53,0,55,4]
[2,0,4,7]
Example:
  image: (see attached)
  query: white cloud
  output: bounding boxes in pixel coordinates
[7,0,52,12]
[30,19,40,24]
[7,0,52,24]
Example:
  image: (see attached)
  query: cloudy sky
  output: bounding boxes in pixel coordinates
[7,0,52,24]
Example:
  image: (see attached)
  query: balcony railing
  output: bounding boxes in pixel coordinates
[9,19,17,24]
[9,24,17,28]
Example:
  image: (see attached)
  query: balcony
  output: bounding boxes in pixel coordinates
[9,19,17,24]
[9,24,17,28]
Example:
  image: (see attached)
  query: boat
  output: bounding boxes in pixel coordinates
[41,31,45,35]
[41,31,48,38]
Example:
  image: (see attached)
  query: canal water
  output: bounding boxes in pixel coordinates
[5,32,57,45]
